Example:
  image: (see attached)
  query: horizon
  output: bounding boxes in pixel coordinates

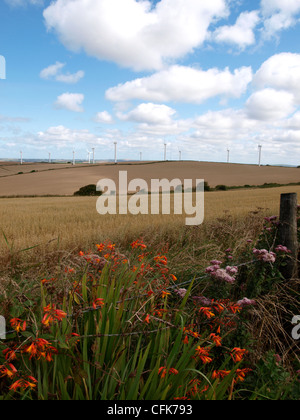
[1,1,300,165]
[0,158,298,168]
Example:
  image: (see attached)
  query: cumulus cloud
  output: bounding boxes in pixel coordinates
[54,93,85,112]
[246,88,296,121]
[40,62,84,84]
[106,65,253,104]
[213,11,260,49]
[43,0,228,71]
[118,103,176,125]
[261,0,300,38]
[94,111,114,124]
[254,53,300,103]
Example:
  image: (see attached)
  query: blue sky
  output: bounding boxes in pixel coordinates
[0,0,300,164]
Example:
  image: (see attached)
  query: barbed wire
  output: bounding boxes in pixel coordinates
[1,259,260,340]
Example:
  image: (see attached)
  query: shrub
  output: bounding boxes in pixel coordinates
[215,185,227,191]
[74,184,102,196]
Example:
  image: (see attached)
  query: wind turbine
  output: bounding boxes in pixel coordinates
[179,150,182,161]
[164,143,167,161]
[92,148,95,164]
[20,151,23,165]
[87,150,92,164]
[227,148,230,163]
[114,142,117,164]
[258,145,262,167]
[72,151,75,166]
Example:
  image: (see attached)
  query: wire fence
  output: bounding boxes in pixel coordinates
[2,259,259,340]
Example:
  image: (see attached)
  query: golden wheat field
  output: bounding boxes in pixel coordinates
[1,185,299,258]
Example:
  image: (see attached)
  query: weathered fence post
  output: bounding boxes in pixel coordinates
[278,193,298,280]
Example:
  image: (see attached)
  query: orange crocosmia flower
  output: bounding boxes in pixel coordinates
[0,363,17,379]
[131,240,147,250]
[183,335,189,344]
[10,376,38,392]
[212,370,231,380]
[161,290,171,299]
[92,298,105,310]
[158,367,178,378]
[199,307,215,319]
[170,274,177,282]
[3,348,17,362]
[23,338,58,362]
[235,368,252,383]
[195,346,213,364]
[10,318,26,333]
[42,305,67,326]
[96,243,105,252]
[210,333,222,347]
[154,255,168,265]
[144,314,150,324]
[231,348,248,363]
[158,367,167,378]
[228,304,242,314]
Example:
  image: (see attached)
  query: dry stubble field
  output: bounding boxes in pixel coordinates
[0,161,299,261]
[1,184,300,262]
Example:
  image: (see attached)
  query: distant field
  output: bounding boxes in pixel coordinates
[1,185,299,259]
[0,161,299,196]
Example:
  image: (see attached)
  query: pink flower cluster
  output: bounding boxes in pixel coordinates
[275,245,291,254]
[253,248,276,263]
[174,288,188,298]
[205,260,238,284]
[236,297,256,308]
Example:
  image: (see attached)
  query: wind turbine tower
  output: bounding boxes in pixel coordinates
[114,142,117,164]
[87,151,91,164]
[73,151,75,166]
[164,143,167,161]
[258,145,262,167]
[20,151,23,165]
[227,148,230,163]
[179,150,182,161]
[92,148,95,164]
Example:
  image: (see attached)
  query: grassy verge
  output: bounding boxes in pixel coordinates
[0,208,299,400]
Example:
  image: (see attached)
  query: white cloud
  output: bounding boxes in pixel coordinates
[43,0,228,71]
[213,11,260,49]
[54,93,85,112]
[94,111,114,124]
[254,53,300,103]
[246,88,296,121]
[36,126,112,149]
[40,62,84,84]
[55,71,84,84]
[106,65,253,104]
[118,103,176,125]
[261,0,300,38]
[40,62,65,79]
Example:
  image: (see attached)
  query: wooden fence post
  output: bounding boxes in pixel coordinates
[278,193,298,280]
